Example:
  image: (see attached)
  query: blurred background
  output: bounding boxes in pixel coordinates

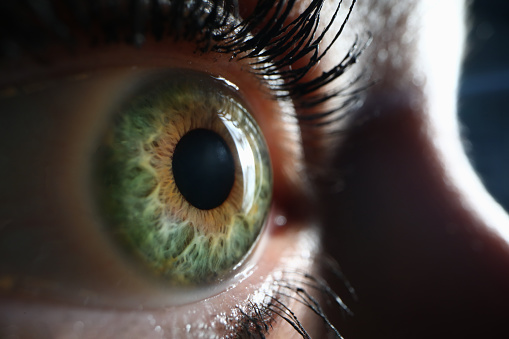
[459,0,509,212]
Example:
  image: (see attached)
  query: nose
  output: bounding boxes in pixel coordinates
[318,1,509,336]
[323,95,509,338]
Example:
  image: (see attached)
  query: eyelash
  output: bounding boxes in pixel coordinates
[1,0,369,125]
[230,258,355,338]
[1,0,364,337]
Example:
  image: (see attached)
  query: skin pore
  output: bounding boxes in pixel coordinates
[1,0,509,338]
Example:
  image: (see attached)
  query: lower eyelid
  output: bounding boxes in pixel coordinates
[0,223,321,338]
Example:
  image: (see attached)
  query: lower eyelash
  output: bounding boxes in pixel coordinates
[226,257,354,338]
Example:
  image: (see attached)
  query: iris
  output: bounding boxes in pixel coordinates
[94,71,272,285]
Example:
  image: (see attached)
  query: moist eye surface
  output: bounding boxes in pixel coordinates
[93,71,272,286]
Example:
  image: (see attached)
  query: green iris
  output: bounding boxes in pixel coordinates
[93,72,272,285]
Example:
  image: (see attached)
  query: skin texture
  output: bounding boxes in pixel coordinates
[1,0,509,338]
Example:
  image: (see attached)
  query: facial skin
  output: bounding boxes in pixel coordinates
[1,0,508,338]
[323,1,509,338]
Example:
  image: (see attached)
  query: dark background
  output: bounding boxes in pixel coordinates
[459,0,509,212]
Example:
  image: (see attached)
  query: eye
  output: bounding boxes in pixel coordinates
[0,46,299,308]
[94,70,271,290]
[0,0,364,337]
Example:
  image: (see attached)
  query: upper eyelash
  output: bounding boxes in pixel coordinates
[212,0,371,125]
[0,0,369,126]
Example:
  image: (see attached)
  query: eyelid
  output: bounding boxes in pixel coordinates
[0,225,321,338]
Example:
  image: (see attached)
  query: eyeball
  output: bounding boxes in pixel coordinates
[93,70,272,286]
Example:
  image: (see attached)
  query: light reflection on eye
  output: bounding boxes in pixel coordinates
[0,0,364,337]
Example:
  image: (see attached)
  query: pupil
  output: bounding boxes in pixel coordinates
[172,128,235,210]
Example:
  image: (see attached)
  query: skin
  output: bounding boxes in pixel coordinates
[1,0,508,338]
[323,1,509,338]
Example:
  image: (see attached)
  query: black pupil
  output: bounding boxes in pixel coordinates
[172,128,236,210]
